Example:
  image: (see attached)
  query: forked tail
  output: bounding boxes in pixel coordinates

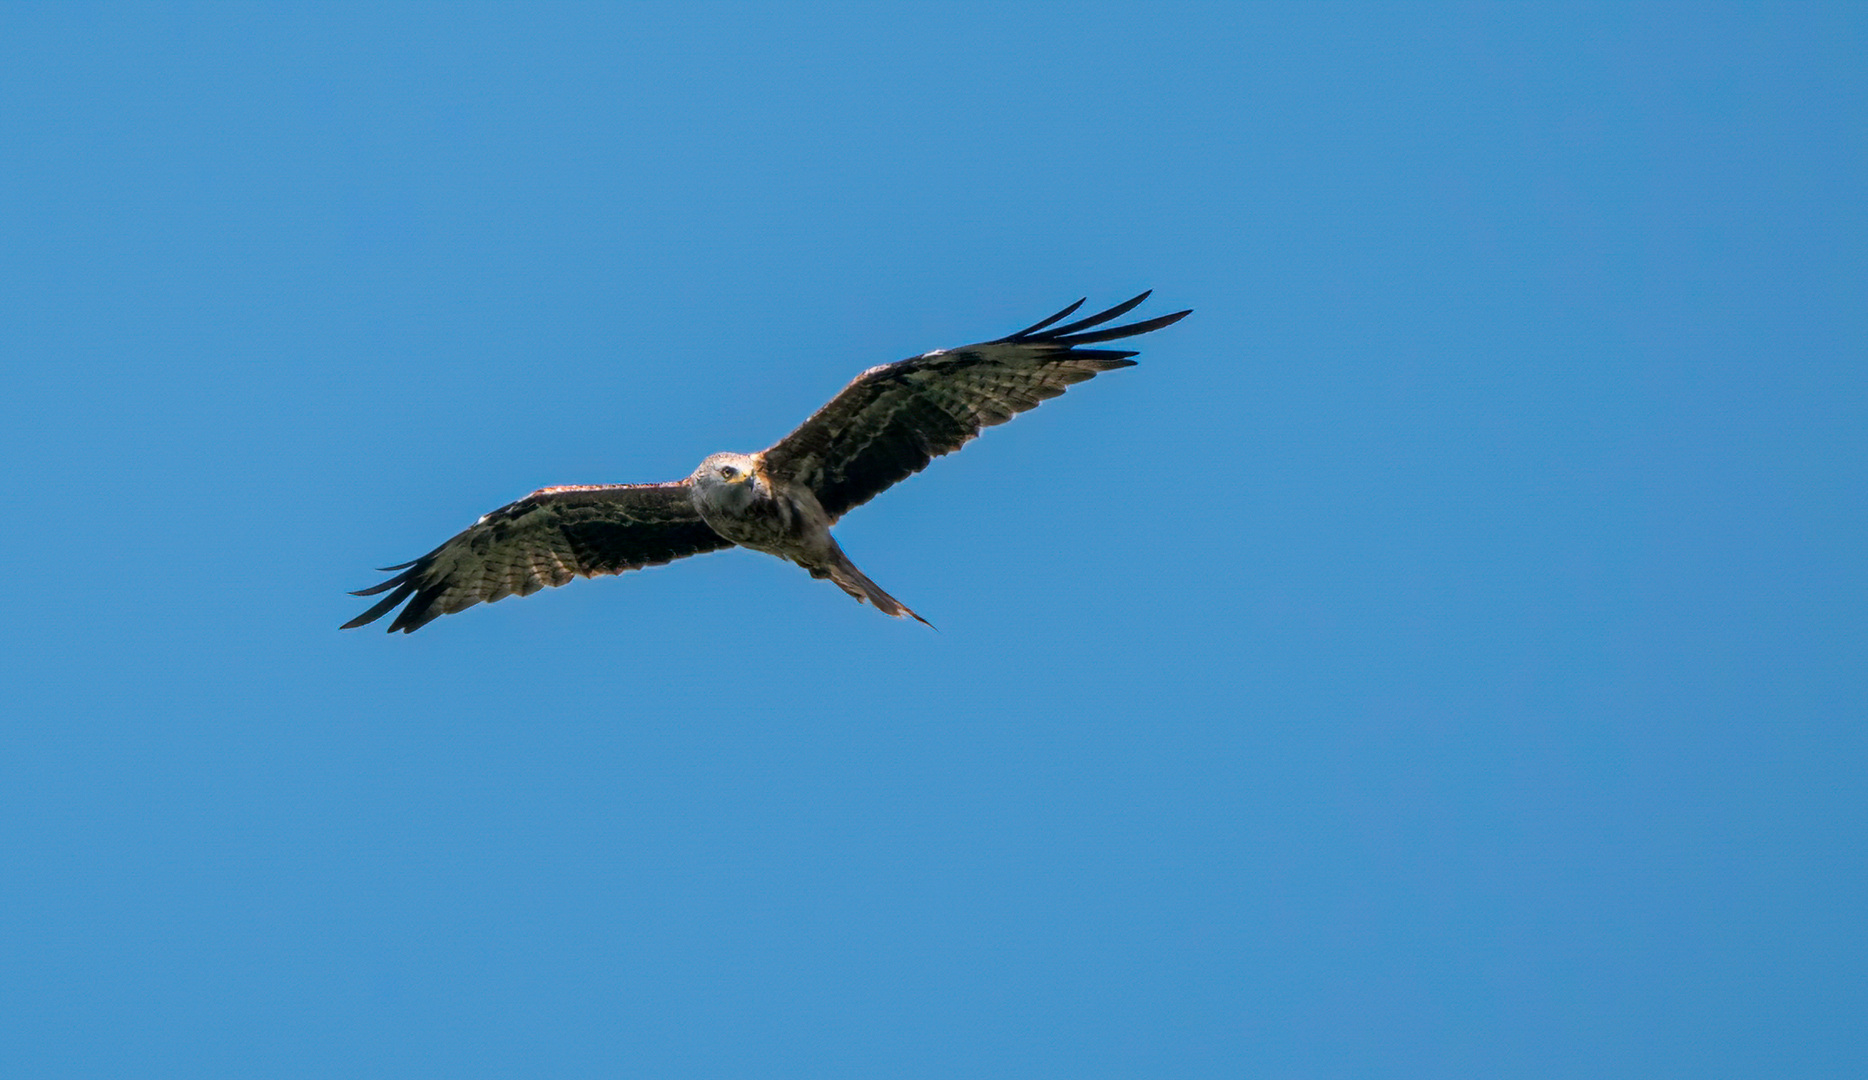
[819,543,935,628]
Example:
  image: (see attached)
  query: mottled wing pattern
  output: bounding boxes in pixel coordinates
[761,293,1191,520]
[342,482,732,633]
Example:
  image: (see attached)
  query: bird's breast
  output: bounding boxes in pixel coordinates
[695,478,832,562]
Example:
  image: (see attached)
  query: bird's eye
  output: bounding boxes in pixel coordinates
[719,465,737,479]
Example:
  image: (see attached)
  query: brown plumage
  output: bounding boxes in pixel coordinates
[342,483,730,634]
[343,293,1190,632]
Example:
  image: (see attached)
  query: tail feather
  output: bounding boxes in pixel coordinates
[819,543,934,628]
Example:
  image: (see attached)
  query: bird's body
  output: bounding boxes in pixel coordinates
[344,293,1189,633]
[686,452,819,560]
[686,450,921,622]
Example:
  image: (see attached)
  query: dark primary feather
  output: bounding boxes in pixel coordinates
[761,292,1192,520]
[343,482,731,633]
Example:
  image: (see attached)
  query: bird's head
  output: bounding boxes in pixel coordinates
[690,452,763,508]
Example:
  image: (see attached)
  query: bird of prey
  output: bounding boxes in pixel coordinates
[343,292,1190,633]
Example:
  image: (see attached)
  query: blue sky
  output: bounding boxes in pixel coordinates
[3,3,1863,1076]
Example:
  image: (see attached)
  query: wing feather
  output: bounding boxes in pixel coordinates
[341,482,731,633]
[761,293,1191,520]
[1003,297,1086,338]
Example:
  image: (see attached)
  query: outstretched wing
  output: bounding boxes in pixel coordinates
[760,292,1190,521]
[342,482,731,633]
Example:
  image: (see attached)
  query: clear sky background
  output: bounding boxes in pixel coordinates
[3,3,1863,1077]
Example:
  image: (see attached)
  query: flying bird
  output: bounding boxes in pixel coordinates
[343,292,1190,633]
